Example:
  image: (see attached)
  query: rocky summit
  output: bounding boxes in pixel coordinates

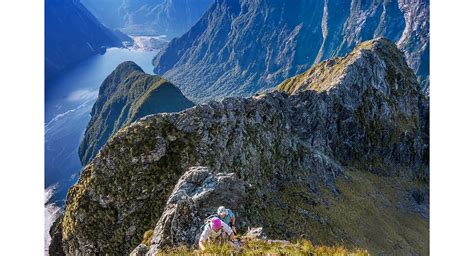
[78,61,194,166]
[153,0,429,102]
[50,38,429,255]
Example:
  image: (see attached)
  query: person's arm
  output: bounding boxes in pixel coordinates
[199,240,206,251]
[230,216,237,234]
[199,226,210,250]
[222,222,235,240]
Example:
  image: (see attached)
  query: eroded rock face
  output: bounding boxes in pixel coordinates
[143,167,246,254]
[278,37,428,178]
[397,0,430,93]
[129,244,148,256]
[51,38,428,255]
[49,217,65,256]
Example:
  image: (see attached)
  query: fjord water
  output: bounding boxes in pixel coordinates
[45,48,157,204]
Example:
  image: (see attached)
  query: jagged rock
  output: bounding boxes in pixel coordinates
[242,227,267,240]
[48,216,65,256]
[142,166,246,255]
[277,37,428,178]
[51,38,428,255]
[397,0,430,93]
[129,244,148,256]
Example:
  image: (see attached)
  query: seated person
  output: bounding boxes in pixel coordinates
[198,217,234,250]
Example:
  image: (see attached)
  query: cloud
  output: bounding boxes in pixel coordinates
[66,89,98,102]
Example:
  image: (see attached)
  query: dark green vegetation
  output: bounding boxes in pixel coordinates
[153,0,429,102]
[51,39,428,255]
[45,0,123,80]
[78,61,194,165]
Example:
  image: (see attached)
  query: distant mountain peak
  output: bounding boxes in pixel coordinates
[78,61,194,165]
[277,37,418,95]
[115,61,145,73]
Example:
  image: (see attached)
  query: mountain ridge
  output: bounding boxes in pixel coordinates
[51,38,428,255]
[78,61,195,165]
[277,37,420,94]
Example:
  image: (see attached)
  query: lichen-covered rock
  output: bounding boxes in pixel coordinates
[278,37,428,178]
[129,244,148,256]
[51,38,428,255]
[242,227,267,240]
[142,166,246,255]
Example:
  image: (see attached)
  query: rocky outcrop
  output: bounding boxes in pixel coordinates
[129,244,148,256]
[82,0,214,38]
[49,217,65,256]
[145,167,246,254]
[153,0,429,102]
[278,37,429,181]
[45,185,63,254]
[51,38,428,255]
[78,61,194,165]
[45,0,123,80]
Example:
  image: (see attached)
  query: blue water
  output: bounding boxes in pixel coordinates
[45,47,157,204]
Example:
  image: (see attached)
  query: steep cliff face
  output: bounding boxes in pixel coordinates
[45,0,123,80]
[78,61,194,166]
[51,39,428,255]
[397,0,430,93]
[153,0,429,102]
[81,0,214,38]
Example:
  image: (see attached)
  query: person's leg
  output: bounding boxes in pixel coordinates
[219,232,228,244]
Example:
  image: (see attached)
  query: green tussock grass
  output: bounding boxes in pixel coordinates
[155,239,368,255]
[142,229,154,247]
[239,167,428,255]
